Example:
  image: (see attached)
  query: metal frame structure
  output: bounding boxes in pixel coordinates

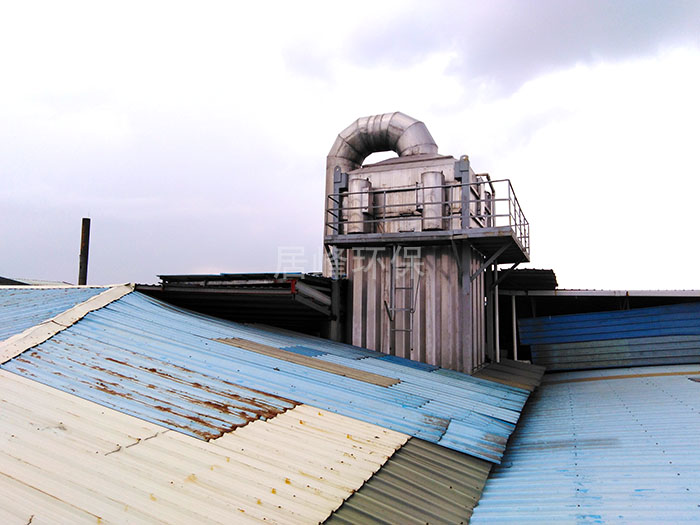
[323,114,530,373]
[325,178,529,258]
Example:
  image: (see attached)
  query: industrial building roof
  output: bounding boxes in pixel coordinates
[470,364,700,523]
[1,288,535,463]
[0,285,107,341]
[326,438,492,525]
[0,368,408,524]
[0,284,542,523]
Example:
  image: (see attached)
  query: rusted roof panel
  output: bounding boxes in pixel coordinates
[2,291,537,463]
[8,331,298,440]
[0,370,408,524]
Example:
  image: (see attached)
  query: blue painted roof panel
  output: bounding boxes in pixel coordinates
[2,291,536,462]
[377,354,440,371]
[470,365,700,523]
[280,345,327,357]
[0,286,107,342]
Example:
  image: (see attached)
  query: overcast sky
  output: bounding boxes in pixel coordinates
[2,1,699,289]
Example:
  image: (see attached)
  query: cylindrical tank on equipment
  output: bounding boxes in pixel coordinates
[421,171,446,231]
[347,178,373,234]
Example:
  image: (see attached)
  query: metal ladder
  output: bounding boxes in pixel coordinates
[388,245,420,353]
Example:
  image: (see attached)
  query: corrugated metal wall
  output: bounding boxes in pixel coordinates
[520,302,700,370]
[470,247,486,370]
[348,245,486,373]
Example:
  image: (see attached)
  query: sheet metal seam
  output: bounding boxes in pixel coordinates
[0,284,134,364]
[0,368,410,524]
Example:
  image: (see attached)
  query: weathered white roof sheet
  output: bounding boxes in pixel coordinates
[0,370,407,524]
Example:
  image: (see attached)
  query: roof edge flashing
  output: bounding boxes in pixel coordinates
[0,283,134,363]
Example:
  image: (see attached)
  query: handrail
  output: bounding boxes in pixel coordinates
[325,179,529,256]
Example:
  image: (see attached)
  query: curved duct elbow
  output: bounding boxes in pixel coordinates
[323,112,439,275]
[328,112,438,173]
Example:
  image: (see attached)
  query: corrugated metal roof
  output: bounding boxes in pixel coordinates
[0,369,408,524]
[0,286,107,342]
[520,302,700,370]
[472,359,545,391]
[471,364,700,524]
[1,290,537,463]
[216,337,400,387]
[326,438,492,525]
[7,329,299,441]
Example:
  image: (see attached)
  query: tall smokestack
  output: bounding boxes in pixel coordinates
[78,217,91,285]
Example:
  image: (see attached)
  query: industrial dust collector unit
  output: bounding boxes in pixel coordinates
[324,112,530,374]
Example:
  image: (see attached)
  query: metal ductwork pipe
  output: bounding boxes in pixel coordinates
[326,112,439,200]
[324,112,439,276]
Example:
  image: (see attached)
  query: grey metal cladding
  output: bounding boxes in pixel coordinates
[325,438,492,525]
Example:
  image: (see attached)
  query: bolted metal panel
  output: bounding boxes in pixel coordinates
[0,286,107,343]
[471,364,700,524]
[326,437,492,525]
[0,369,408,524]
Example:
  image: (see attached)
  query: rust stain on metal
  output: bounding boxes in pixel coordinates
[16,339,301,441]
[90,346,303,418]
[132,372,293,440]
[94,383,134,399]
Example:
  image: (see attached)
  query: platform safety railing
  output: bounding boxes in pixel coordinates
[325,178,529,256]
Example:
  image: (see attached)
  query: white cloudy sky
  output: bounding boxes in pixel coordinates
[1,1,699,289]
